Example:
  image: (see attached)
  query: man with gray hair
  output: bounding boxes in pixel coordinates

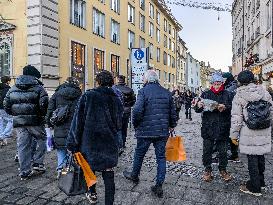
[123,70,177,198]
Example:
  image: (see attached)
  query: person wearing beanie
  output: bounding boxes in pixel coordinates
[230,70,273,196]
[3,65,49,180]
[195,72,233,182]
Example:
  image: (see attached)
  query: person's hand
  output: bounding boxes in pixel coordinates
[231,139,239,146]
[218,104,226,112]
[197,101,204,108]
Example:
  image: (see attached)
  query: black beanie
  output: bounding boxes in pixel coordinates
[237,70,254,85]
[23,65,41,79]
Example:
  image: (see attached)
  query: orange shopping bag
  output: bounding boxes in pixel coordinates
[74,152,97,188]
[165,134,186,162]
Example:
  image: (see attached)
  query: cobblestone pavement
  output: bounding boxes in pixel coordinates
[0,112,273,205]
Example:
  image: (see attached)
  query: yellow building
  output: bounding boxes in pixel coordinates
[0,0,182,92]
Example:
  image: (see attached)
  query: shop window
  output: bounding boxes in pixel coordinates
[71,41,85,90]
[111,54,120,77]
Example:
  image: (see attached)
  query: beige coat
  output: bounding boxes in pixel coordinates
[230,83,272,155]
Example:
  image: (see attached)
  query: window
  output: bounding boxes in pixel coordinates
[172,28,175,38]
[266,1,272,30]
[140,0,145,10]
[70,0,86,28]
[156,28,160,43]
[171,42,175,52]
[168,73,171,82]
[111,19,120,44]
[163,52,167,65]
[191,78,193,84]
[149,43,153,59]
[167,54,171,66]
[110,0,120,13]
[172,74,175,84]
[94,48,105,74]
[128,4,135,24]
[171,56,175,68]
[149,22,154,37]
[71,41,85,90]
[168,24,171,35]
[93,8,105,37]
[156,47,160,62]
[164,35,167,48]
[164,19,167,32]
[0,36,12,77]
[139,37,145,48]
[140,14,145,32]
[128,30,135,48]
[149,3,154,19]
[156,10,160,24]
[164,71,167,82]
[111,54,120,77]
[168,38,171,50]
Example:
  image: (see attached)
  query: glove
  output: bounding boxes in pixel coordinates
[231,139,239,146]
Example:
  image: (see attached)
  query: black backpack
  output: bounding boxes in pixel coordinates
[244,100,272,130]
[50,105,70,126]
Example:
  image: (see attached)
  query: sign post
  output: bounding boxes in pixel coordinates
[130,48,149,95]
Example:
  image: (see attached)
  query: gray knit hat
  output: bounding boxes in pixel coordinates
[210,72,224,83]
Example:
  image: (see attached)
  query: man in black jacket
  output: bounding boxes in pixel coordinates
[0,76,12,145]
[113,75,136,148]
[4,65,49,180]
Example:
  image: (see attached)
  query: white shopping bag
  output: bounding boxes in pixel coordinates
[45,128,54,152]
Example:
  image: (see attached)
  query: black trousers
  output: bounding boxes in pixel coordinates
[122,115,130,147]
[229,138,239,158]
[203,139,228,172]
[185,106,192,119]
[89,171,115,205]
[246,155,265,193]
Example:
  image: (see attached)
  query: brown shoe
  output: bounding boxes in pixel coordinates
[220,171,232,182]
[202,171,213,182]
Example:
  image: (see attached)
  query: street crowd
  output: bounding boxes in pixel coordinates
[0,65,272,204]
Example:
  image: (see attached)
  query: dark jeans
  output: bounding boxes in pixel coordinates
[246,155,265,193]
[89,171,115,205]
[203,139,228,172]
[131,137,168,185]
[229,138,239,158]
[185,106,191,119]
[122,115,130,148]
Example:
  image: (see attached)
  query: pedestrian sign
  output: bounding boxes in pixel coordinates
[134,49,145,60]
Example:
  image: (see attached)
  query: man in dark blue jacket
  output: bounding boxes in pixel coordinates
[123,70,177,198]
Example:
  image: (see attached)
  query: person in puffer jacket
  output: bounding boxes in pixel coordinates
[230,70,273,196]
[45,77,82,178]
[4,65,48,180]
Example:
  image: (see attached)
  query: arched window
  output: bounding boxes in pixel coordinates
[0,38,12,77]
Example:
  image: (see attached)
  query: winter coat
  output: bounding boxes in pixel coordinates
[172,95,183,111]
[4,75,48,127]
[230,83,273,155]
[0,83,10,109]
[114,83,136,116]
[45,83,82,149]
[133,82,177,138]
[195,89,232,141]
[225,80,238,99]
[66,86,123,171]
[185,94,193,108]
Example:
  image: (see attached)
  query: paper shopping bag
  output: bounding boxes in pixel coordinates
[166,135,186,162]
[74,152,97,188]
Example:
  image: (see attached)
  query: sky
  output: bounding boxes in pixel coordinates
[169,0,233,71]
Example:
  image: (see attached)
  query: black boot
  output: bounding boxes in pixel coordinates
[151,184,163,198]
[123,171,139,183]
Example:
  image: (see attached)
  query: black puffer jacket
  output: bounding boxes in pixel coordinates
[0,83,10,109]
[46,83,82,149]
[67,86,123,171]
[4,75,48,127]
[195,89,232,141]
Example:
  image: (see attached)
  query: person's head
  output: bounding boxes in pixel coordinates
[65,77,80,87]
[237,70,254,86]
[95,70,114,87]
[175,90,180,96]
[143,70,159,84]
[222,72,234,85]
[23,65,41,79]
[211,72,224,90]
[117,75,126,85]
[1,76,11,85]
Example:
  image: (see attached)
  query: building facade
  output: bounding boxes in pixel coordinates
[200,61,219,90]
[232,0,273,80]
[186,53,200,93]
[0,0,182,92]
[176,36,187,89]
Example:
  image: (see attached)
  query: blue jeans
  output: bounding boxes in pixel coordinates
[131,137,168,185]
[15,126,46,176]
[0,109,13,139]
[57,148,68,171]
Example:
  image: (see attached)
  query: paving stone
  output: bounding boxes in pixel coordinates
[211,191,242,205]
[30,198,48,205]
[163,198,194,205]
[0,192,9,200]
[16,196,37,205]
[2,193,24,203]
[51,192,69,202]
[183,188,213,204]
[134,194,165,205]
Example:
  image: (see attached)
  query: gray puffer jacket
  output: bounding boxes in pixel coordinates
[230,83,273,155]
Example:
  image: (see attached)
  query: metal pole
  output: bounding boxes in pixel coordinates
[241,0,245,71]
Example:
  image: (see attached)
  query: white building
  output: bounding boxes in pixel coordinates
[232,0,273,78]
[176,36,187,89]
[186,53,200,93]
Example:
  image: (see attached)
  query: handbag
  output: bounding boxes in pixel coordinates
[50,105,70,126]
[166,132,187,162]
[58,154,88,196]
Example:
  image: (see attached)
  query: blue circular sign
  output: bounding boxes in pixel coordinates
[134,49,145,60]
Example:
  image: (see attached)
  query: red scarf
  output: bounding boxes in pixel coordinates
[210,84,224,94]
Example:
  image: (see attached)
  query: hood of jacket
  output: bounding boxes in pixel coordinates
[0,83,10,90]
[15,75,39,90]
[94,86,117,97]
[56,83,82,100]
[236,83,266,102]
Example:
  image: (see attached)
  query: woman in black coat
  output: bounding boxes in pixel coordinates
[185,90,193,120]
[45,77,81,176]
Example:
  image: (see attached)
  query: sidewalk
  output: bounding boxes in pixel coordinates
[0,113,272,204]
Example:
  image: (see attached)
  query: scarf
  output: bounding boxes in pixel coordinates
[210,84,224,94]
